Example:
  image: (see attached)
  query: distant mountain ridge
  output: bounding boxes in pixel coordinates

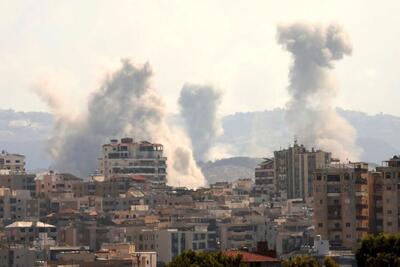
[198,157,262,184]
[0,108,399,172]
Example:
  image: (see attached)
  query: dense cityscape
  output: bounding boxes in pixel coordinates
[2,1,400,267]
[0,136,399,266]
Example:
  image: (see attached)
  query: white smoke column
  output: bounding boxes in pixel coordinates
[34,59,206,188]
[277,22,361,160]
[178,84,222,162]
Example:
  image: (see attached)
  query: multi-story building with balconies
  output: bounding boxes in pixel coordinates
[313,162,369,249]
[376,155,400,233]
[0,150,25,173]
[274,141,332,199]
[254,158,275,201]
[98,138,167,184]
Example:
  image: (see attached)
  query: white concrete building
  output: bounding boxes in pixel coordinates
[156,227,213,264]
[98,138,167,184]
[0,150,25,173]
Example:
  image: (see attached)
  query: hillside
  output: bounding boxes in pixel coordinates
[1,108,399,172]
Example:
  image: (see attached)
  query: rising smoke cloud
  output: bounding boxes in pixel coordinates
[178,84,222,162]
[277,22,361,160]
[34,59,206,188]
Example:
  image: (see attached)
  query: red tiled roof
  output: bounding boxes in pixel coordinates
[223,251,280,263]
[131,175,146,181]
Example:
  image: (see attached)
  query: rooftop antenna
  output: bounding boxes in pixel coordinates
[294,135,298,146]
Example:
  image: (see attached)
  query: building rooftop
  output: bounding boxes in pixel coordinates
[223,251,280,263]
[6,221,56,228]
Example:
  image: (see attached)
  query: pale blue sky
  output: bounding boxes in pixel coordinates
[1,0,399,115]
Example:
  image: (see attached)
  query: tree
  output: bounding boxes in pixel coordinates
[283,256,338,267]
[166,250,244,267]
[283,256,320,267]
[323,257,339,267]
[355,233,400,267]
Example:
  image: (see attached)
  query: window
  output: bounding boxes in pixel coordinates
[388,222,393,226]
[327,175,340,182]
[388,210,392,215]
[318,223,323,227]
[386,186,392,191]
[346,223,351,227]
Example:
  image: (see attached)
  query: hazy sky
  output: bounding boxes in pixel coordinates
[1,1,399,116]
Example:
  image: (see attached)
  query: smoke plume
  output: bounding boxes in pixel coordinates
[178,84,222,161]
[34,59,206,188]
[277,22,361,160]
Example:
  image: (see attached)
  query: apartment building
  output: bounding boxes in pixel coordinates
[254,158,275,201]
[0,150,25,173]
[375,155,400,233]
[0,188,48,222]
[98,138,167,184]
[156,226,214,264]
[313,162,369,249]
[4,220,57,245]
[36,172,82,197]
[0,173,36,196]
[0,246,43,267]
[274,141,331,199]
[219,220,269,251]
[367,171,383,234]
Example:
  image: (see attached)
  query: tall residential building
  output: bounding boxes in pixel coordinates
[274,142,331,199]
[0,150,25,173]
[313,162,369,249]
[98,138,167,184]
[367,171,383,234]
[375,155,400,233]
[254,158,275,201]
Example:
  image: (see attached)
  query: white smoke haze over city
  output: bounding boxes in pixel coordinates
[178,84,223,162]
[277,22,362,160]
[33,59,206,189]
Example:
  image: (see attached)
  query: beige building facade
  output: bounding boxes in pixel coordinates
[313,162,369,249]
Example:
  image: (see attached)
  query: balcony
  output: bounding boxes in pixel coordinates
[356,204,368,209]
